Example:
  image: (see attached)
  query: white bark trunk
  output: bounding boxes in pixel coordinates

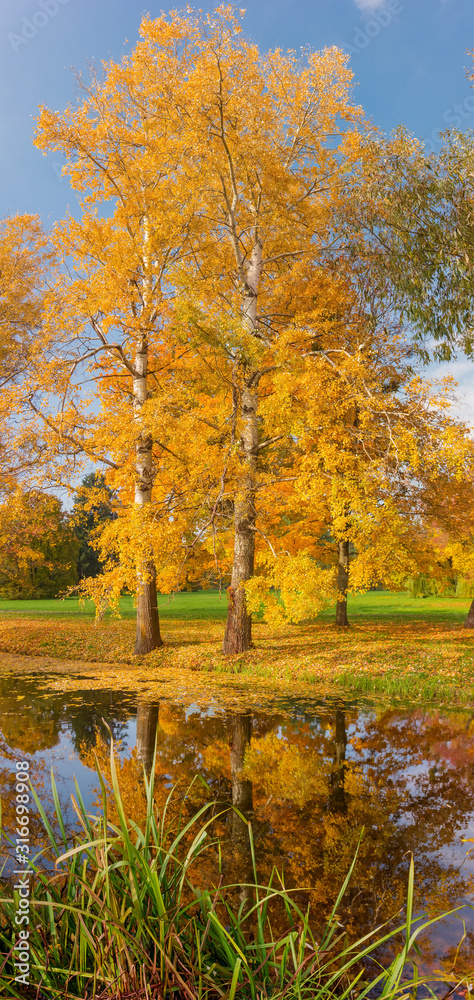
[133,214,162,654]
[243,237,263,335]
[133,337,152,507]
[223,238,263,654]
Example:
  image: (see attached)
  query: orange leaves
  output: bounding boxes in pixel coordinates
[244,730,330,808]
[21,8,372,645]
[0,214,57,483]
[0,214,50,340]
[263,275,474,613]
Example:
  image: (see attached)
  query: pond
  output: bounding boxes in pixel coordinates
[1,665,473,992]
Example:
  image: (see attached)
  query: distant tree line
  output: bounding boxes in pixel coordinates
[1,470,472,604]
[0,474,114,599]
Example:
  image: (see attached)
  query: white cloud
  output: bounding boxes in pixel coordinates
[426,359,474,431]
[353,0,389,11]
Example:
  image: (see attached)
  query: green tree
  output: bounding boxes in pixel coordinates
[336,94,474,625]
[72,472,116,580]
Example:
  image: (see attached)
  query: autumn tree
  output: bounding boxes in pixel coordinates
[32,15,227,654]
[145,7,365,652]
[0,214,55,495]
[336,72,474,625]
[28,6,368,657]
[243,263,474,628]
[0,489,78,599]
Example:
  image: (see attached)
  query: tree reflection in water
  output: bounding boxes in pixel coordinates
[136,700,160,775]
[328,709,347,815]
[228,712,253,842]
[227,712,255,922]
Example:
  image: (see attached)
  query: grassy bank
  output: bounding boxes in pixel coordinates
[0,591,473,706]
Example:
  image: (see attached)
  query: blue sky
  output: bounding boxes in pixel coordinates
[1,0,473,417]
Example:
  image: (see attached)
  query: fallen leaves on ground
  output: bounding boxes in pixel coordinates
[0,612,473,706]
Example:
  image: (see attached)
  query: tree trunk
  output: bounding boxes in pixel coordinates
[136,699,160,774]
[133,320,163,653]
[134,561,162,654]
[464,597,474,628]
[335,539,350,627]
[223,239,262,655]
[223,381,257,653]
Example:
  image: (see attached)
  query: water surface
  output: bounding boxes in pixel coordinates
[1,668,473,989]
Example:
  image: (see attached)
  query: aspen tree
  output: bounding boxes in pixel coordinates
[142,6,365,651]
[34,23,208,652]
[33,6,365,655]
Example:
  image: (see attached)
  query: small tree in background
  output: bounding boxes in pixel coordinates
[72,472,116,581]
[0,490,78,599]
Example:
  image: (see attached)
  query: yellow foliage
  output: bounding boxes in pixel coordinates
[245,553,335,626]
[244,731,329,807]
[1,5,472,654]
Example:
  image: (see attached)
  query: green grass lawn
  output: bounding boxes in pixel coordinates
[0,588,470,623]
[0,590,230,619]
[320,589,471,623]
[1,590,473,706]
